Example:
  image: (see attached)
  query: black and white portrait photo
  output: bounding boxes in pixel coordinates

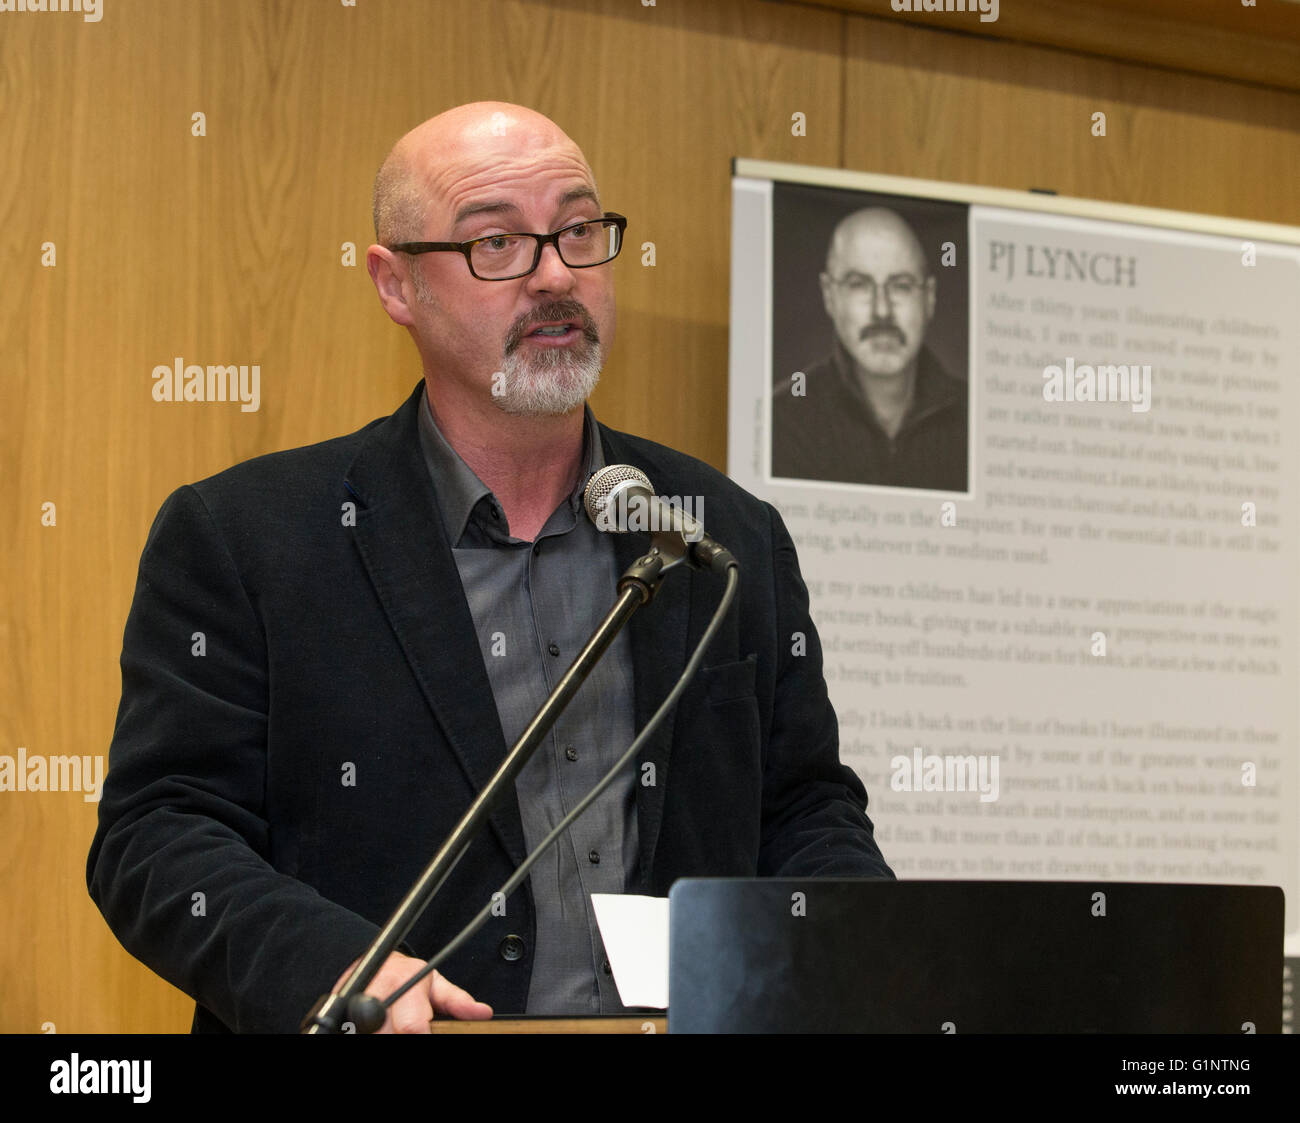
[770,183,971,493]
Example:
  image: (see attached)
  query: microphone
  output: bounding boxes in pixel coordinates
[584,464,737,575]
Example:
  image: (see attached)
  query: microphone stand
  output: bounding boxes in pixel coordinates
[302,546,677,1033]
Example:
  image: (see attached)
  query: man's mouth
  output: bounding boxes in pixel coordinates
[530,322,577,337]
[521,320,588,346]
[508,305,597,352]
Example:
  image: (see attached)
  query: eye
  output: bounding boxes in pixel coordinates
[479,234,522,254]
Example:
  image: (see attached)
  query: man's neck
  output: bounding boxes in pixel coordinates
[425,382,586,542]
[852,355,919,440]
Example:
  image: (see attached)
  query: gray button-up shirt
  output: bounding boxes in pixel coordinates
[417,389,638,1014]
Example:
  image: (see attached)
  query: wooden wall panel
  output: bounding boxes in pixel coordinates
[818,0,1300,93]
[1,0,1296,1033]
[840,15,1300,224]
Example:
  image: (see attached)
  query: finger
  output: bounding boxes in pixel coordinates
[428,970,493,1020]
[376,957,437,1034]
[384,972,435,1034]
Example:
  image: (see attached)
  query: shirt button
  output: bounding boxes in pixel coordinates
[588,849,600,865]
[602,959,612,976]
[565,746,578,762]
[533,541,542,555]
[498,935,526,962]
[548,642,560,657]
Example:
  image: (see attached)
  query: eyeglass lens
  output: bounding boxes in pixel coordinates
[470,219,621,278]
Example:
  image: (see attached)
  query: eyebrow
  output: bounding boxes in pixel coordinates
[452,187,601,230]
[836,269,926,281]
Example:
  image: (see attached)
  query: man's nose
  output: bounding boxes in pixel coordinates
[870,280,890,320]
[525,242,577,292]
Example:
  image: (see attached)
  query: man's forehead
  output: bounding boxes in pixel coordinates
[832,222,924,271]
[437,160,596,220]
[832,232,925,270]
[417,133,597,227]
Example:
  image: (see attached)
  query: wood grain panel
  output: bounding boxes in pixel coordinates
[841,16,1300,225]
[804,0,1300,92]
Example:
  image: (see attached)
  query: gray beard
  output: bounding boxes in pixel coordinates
[494,340,602,415]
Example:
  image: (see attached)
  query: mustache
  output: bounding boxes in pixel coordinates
[860,321,906,345]
[505,302,600,352]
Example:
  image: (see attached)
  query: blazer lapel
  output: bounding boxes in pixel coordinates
[342,382,526,866]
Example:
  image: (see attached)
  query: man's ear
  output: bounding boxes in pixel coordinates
[818,271,836,320]
[366,244,417,326]
[923,273,937,324]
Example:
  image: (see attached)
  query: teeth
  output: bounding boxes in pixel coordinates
[534,325,569,335]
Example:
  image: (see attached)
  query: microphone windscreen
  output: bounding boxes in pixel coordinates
[583,464,652,529]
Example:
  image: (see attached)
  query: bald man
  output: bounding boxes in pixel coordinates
[773,206,968,490]
[89,103,892,1034]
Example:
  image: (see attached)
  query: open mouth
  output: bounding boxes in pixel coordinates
[526,322,581,343]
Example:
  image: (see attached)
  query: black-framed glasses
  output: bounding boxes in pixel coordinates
[390,213,627,281]
[828,272,928,303]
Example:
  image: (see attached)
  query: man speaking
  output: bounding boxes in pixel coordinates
[87,102,893,1033]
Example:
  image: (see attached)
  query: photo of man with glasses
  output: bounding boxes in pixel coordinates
[771,200,969,493]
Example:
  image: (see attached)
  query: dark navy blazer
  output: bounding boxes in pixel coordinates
[87,381,893,1033]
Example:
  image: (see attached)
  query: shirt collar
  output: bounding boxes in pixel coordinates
[417,387,605,545]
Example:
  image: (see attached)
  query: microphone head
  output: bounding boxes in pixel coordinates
[584,464,653,531]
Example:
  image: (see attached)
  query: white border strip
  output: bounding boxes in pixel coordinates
[732,159,1300,247]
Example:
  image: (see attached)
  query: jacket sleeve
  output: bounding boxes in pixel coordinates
[86,485,384,1032]
[756,502,895,880]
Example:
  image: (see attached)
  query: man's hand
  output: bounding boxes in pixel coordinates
[332,952,493,1033]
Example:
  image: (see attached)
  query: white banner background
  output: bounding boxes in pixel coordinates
[727,168,1300,948]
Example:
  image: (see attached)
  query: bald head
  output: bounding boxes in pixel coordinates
[825,207,929,280]
[373,102,597,245]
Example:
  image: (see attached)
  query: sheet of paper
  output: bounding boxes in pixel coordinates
[591,893,669,1009]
